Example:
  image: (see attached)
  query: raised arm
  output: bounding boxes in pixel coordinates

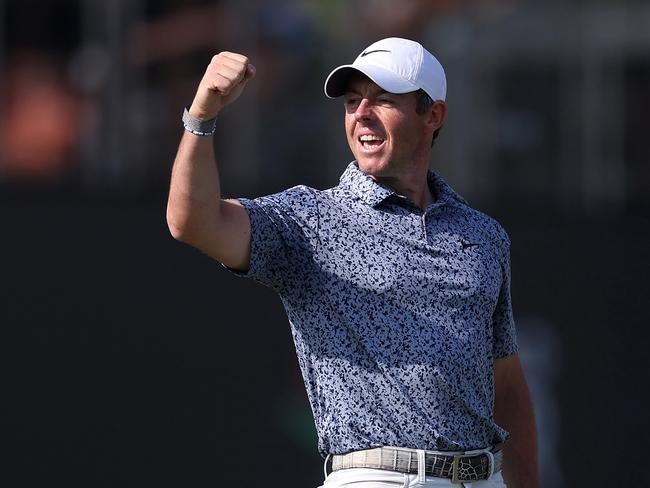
[166,52,256,271]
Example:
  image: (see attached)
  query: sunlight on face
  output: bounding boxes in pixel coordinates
[343,75,431,180]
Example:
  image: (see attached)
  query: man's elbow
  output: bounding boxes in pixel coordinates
[166,196,219,243]
[167,218,189,242]
[166,205,202,245]
[167,217,192,245]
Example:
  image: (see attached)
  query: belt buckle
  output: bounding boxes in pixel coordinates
[451,453,482,484]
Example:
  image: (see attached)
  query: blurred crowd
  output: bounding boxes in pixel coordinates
[0,0,459,193]
[2,0,646,212]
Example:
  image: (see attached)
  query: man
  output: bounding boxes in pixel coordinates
[167,37,538,488]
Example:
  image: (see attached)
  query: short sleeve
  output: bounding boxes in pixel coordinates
[224,185,319,294]
[491,237,519,358]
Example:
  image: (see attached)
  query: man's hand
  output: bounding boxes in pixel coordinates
[189,51,256,121]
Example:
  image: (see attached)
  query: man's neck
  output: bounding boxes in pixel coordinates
[372,170,434,210]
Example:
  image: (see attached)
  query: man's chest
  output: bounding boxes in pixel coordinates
[314,205,503,307]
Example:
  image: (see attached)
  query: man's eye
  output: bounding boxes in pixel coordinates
[378,97,393,104]
[344,99,360,110]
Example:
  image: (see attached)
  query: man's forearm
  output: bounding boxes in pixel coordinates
[499,392,538,487]
[167,131,222,241]
[494,362,539,487]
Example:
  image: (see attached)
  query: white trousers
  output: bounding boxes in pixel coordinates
[319,467,506,488]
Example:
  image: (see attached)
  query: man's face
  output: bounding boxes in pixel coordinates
[343,75,432,179]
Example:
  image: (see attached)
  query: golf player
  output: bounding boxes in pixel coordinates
[167,37,538,488]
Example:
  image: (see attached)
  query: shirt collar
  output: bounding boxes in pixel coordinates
[338,161,468,208]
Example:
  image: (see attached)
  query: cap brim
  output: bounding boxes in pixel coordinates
[324,64,419,98]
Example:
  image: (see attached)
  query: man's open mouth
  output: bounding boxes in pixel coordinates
[359,134,385,150]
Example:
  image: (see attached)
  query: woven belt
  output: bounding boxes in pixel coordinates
[331,446,501,484]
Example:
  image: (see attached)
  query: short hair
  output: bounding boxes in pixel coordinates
[414,89,441,147]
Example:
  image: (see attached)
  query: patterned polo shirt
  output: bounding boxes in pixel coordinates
[228,161,518,457]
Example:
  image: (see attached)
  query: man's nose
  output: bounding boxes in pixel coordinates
[354,98,374,121]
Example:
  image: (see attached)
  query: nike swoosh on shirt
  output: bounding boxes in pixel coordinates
[461,241,480,250]
[360,49,391,57]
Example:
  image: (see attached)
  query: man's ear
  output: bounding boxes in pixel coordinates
[426,101,448,131]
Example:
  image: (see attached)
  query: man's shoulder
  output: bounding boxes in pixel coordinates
[246,180,356,216]
[452,201,511,249]
[251,184,320,207]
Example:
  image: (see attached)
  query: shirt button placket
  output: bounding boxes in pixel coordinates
[421,213,427,242]
[422,208,437,247]
[409,210,426,245]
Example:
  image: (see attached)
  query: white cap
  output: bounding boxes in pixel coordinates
[324,37,447,101]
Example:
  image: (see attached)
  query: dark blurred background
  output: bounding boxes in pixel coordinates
[1,1,649,487]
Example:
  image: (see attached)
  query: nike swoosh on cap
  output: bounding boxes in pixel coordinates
[360,49,391,57]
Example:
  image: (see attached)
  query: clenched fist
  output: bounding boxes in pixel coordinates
[189,52,256,121]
